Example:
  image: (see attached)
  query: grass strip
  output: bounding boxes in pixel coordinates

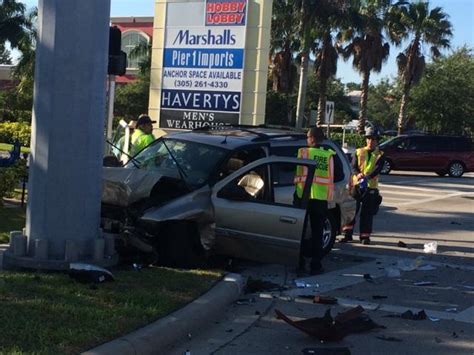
[0,267,222,354]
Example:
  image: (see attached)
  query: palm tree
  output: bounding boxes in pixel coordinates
[294,0,348,128]
[313,29,339,126]
[129,40,151,78]
[0,0,28,48]
[339,0,392,134]
[14,8,37,96]
[270,0,299,94]
[388,1,452,134]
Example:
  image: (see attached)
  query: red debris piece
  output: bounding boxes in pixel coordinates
[275,306,384,342]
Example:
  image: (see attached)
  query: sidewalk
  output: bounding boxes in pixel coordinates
[83,273,244,355]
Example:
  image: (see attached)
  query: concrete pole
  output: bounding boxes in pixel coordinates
[6,0,113,269]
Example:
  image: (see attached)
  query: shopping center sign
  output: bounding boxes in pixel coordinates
[160,0,248,129]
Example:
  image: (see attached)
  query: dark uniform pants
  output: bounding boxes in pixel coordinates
[346,188,380,237]
[307,199,328,270]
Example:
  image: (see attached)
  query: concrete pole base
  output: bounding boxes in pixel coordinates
[3,231,118,271]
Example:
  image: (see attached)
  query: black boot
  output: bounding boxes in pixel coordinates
[339,232,353,243]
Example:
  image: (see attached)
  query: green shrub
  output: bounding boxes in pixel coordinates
[0,160,27,204]
[0,122,31,146]
[329,132,390,148]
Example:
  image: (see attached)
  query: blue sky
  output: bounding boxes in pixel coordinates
[20,0,473,84]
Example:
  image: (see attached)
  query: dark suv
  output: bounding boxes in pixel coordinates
[380,135,474,177]
[101,126,356,267]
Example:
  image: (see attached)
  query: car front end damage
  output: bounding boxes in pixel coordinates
[101,167,216,263]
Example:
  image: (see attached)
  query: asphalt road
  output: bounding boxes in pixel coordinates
[170,171,474,355]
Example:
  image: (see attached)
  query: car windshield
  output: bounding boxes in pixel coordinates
[125,138,228,187]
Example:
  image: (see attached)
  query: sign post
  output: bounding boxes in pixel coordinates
[325,100,335,137]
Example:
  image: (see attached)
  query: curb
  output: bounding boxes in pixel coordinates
[82,273,245,355]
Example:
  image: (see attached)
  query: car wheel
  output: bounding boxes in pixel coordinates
[381,159,392,175]
[435,171,446,177]
[448,161,465,178]
[159,222,206,268]
[322,213,337,256]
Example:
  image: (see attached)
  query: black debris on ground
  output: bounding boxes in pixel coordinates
[68,263,114,284]
[385,310,427,320]
[372,295,388,300]
[245,277,281,293]
[397,241,408,248]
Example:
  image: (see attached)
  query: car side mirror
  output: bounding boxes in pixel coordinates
[217,183,250,201]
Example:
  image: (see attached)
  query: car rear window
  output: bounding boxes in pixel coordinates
[432,137,472,152]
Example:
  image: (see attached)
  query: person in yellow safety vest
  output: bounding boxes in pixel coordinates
[294,127,335,275]
[340,127,385,245]
[131,114,156,156]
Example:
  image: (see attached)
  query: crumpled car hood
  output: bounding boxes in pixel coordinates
[102,167,163,206]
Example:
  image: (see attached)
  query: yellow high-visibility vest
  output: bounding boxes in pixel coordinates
[131,129,155,156]
[294,147,335,201]
[355,147,383,189]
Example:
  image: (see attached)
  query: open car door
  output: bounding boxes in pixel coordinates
[211,156,316,266]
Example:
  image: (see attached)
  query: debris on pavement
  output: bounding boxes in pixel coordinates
[401,310,427,320]
[414,281,438,286]
[428,316,440,322]
[363,274,374,282]
[301,347,351,355]
[424,241,438,254]
[275,306,384,341]
[450,221,462,225]
[376,335,402,342]
[372,295,388,300]
[295,280,320,288]
[385,310,427,320]
[435,337,443,343]
[397,257,424,271]
[235,297,255,305]
[313,295,338,305]
[397,241,408,248]
[445,307,458,313]
[68,263,114,284]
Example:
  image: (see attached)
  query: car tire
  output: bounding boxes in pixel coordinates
[448,161,465,178]
[322,212,337,256]
[381,159,392,175]
[159,222,206,268]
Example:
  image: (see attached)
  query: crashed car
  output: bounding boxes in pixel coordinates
[101,126,356,267]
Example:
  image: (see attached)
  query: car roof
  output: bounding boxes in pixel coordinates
[397,134,470,140]
[165,126,307,150]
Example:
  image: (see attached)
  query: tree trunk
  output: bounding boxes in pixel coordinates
[397,85,410,135]
[358,71,370,134]
[317,76,328,126]
[296,51,309,129]
[398,38,420,135]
